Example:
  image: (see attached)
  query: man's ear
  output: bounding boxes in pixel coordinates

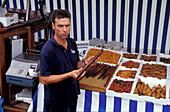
[52,22,55,30]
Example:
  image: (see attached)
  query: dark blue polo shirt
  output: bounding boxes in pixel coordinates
[40,37,80,105]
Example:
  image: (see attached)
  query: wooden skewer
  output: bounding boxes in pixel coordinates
[85,64,96,77]
[85,66,93,74]
[95,65,108,78]
[102,66,117,79]
[72,49,103,84]
[86,63,101,78]
[102,67,116,79]
[91,64,105,77]
[102,67,113,79]
[98,65,110,79]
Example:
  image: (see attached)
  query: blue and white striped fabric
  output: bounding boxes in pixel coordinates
[0,0,169,54]
[28,83,170,112]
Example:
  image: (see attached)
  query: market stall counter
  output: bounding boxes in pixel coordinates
[28,83,170,112]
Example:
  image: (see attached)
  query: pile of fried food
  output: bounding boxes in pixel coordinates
[160,57,170,64]
[5,13,14,17]
[116,70,137,79]
[108,79,133,93]
[140,63,167,79]
[123,53,138,59]
[140,55,157,62]
[85,48,121,64]
[134,79,166,99]
[121,60,140,68]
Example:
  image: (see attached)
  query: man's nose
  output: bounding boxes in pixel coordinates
[63,26,67,31]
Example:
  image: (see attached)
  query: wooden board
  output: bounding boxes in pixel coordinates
[79,72,114,93]
[3,100,29,112]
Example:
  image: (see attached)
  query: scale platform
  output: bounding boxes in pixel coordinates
[6,52,40,87]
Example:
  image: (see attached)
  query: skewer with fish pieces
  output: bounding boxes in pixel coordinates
[96,64,107,78]
[103,67,117,87]
[91,64,106,78]
[72,49,103,83]
[85,63,99,78]
[102,66,117,79]
[97,65,111,79]
[86,63,102,78]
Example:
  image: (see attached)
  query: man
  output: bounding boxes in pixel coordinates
[40,9,95,112]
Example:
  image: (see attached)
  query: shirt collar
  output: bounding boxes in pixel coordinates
[50,37,60,46]
[50,37,70,50]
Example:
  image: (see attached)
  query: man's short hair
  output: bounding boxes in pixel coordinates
[52,9,71,24]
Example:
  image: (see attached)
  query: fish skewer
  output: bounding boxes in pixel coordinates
[72,49,103,83]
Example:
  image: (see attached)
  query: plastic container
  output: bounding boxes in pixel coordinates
[0,105,3,112]
[0,96,4,112]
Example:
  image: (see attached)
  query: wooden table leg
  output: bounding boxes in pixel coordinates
[0,37,6,99]
[8,84,12,104]
[27,26,33,50]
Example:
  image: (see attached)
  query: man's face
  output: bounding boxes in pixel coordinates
[52,17,71,39]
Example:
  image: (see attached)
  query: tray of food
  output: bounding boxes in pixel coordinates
[139,53,157,62]
[106,60,170,104]
[131,76,168,105]
[114,66,140,80]
[157,53,170,65]
[83,46,123,65]
[119,58,143,70]
[104,41,124,51]
[106,65,140,98]
[130,61,170,105]
[167,79,170,105]
[0,13,18,27]
[106,77,136,99]
[123,52,139,59]
[139,62,167,79]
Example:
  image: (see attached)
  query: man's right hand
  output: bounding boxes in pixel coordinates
[70,68,86,80]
